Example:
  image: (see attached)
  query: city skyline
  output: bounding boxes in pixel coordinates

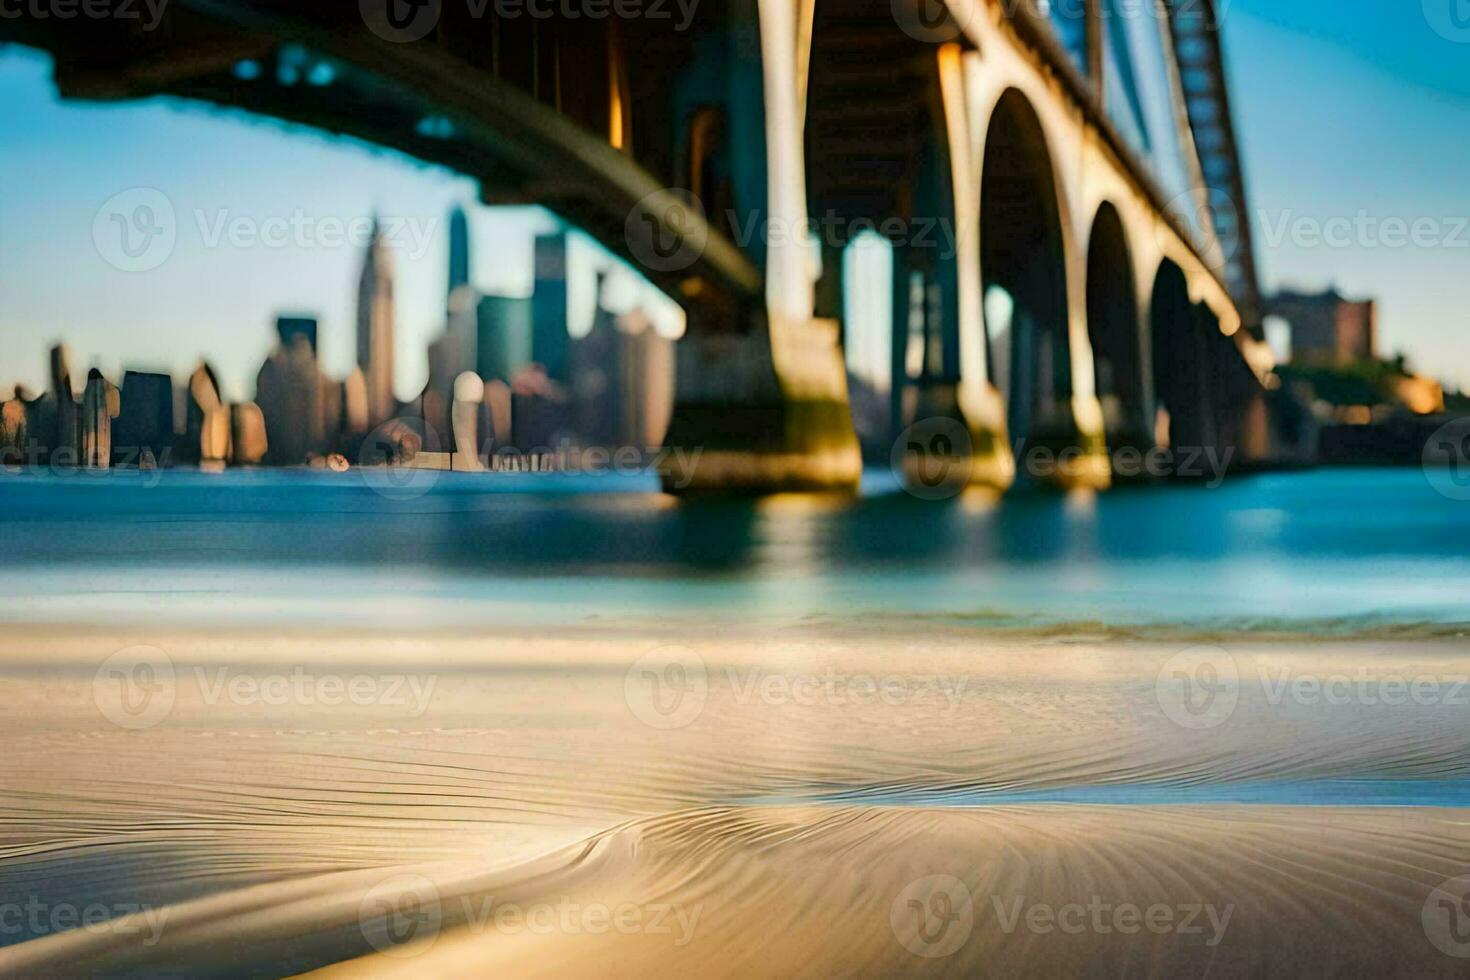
[0,45,684,406]
[2,1,1468,400]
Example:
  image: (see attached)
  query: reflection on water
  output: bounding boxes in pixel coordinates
[2,467,1467,631]
[3,467,1470,975]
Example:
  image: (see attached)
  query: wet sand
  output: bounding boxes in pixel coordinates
[3,623,1470,975]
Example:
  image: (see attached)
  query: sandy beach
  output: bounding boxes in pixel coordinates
[3,622,1470,975]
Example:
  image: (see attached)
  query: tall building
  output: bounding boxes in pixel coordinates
[114,371,174,462]
[476,294,534,382]
[276,315,319,354]
[532,233,570,383]
[49,344,78,458]
[79,369,117,469]
[184,362,230,463]
[357,218,396,425]
[444,208,479,379]
[572,283,674,449]
[1269,288,1377,366]
[256,333,325,464]
[0,389,26,461]
[447,205,470,299]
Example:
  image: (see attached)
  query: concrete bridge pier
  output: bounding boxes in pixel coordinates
[662,304,862,493]
[659,0,862,494]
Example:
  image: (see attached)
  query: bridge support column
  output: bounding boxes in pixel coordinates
[660,0,860,494]
[934,43,1014,491]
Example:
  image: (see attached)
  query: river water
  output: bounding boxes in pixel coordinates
[2,467,1469,976]
[2,467,1467,633]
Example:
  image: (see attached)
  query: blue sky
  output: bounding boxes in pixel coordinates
[0,46,678,402]
[1,1,1468,398]
[1224,0,1470,382]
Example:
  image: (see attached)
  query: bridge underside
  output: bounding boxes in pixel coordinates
[4,0,1273,493]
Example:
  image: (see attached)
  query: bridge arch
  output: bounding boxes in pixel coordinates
[979,87,1073,450]
[1085,201,1147,451]
[1150,257,1214,455]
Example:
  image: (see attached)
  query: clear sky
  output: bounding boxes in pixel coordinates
[1,2,1468,397]
[1222,0,1470,385]
[0,46,679,403]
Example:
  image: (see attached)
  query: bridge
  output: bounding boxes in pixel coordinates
[4,0,1276,492]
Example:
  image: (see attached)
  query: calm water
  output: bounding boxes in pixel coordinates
[4,466,1470,976]
[2,466,1467,633]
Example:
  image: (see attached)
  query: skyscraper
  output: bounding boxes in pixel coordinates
[476,293,533,382]
[256,333,325,465]
[447,205,470,299]
[357,218,396,425]
[114,371,174,463]
[275,315,319,354]
[532,233,570,383]
[572,285,674,450]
